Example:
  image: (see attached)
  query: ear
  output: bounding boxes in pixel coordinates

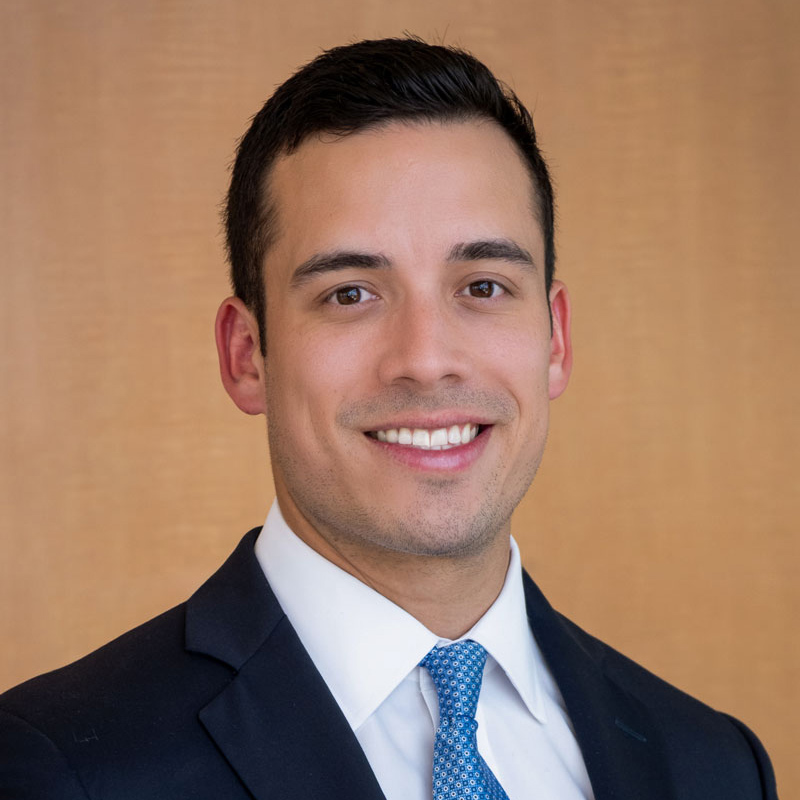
[215,297,267,415]
[548,280,573,400]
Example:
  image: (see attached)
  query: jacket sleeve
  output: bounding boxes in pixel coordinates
[723,713,780,799]
[0,709,90,800]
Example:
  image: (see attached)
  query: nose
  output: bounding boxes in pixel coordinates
[375,298,470,390]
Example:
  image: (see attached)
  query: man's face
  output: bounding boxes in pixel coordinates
[261,120,570,561]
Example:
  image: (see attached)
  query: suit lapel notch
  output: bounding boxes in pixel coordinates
[522,572,674,800]
[199,617,386,800]
[184,529,282,669]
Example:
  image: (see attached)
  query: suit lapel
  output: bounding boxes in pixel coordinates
[523,572,675,800]
[198,616,386,800]
[185,530,386,800]
[185,531,675,799]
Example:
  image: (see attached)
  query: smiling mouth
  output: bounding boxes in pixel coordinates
[366,424,483,450]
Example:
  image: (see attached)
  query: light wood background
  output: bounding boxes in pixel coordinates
[1,0,797,794]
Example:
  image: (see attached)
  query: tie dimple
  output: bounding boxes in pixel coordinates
[421,640,511,800]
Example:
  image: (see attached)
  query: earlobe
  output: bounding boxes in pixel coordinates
[215,297,267,415]
[547,280,573,400]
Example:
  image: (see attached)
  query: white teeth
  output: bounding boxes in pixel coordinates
[412,429,430,447]
[430,428,448,447]
[372,424,480,450]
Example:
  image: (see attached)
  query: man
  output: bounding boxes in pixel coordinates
[0,37,778,799]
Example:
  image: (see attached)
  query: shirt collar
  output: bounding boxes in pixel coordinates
[460,536,547,724]
[254,500,546,729]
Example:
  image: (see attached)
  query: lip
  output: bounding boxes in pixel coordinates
[364,424,492,472]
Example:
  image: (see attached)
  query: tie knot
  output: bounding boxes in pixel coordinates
[421,639,488,720]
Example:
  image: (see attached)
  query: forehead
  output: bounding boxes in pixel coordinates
[266,120,543,269]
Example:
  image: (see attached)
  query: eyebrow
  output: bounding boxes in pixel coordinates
[447,238,535,269]
[290,251,391,287]
[289,237,536,287]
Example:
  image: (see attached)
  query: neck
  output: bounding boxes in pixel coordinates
[276,496,511,640]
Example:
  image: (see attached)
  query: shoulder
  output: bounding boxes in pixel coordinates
[0,531,271,798]
[559,610,744,727]
[1,603,228,747]
[0,603,244,798]
[2,603,194,716]
[553,608,779,798]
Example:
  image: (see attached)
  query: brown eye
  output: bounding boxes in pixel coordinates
[468,280,498,298]
[335,286,363,305]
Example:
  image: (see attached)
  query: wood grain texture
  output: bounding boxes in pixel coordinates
[1,0,797,794]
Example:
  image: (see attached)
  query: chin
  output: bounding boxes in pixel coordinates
[328,500,514,560]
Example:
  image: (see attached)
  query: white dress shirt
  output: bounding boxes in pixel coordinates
[255,502,594,800]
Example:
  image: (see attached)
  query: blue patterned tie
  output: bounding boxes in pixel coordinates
[421,640,510,800]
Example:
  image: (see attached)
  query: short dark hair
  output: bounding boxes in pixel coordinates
[224,36,555,353]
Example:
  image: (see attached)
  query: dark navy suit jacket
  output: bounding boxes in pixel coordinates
[0,529,779,799]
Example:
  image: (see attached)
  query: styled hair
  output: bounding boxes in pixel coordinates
[224,36,555,352]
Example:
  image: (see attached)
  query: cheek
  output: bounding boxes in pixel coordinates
[265,332,367,439]
[486,325,551,398]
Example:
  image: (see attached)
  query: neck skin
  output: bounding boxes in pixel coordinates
[274,482,512,640]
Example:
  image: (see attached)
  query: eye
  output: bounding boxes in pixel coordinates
[464,280,505,299]
[326,285,377,306]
